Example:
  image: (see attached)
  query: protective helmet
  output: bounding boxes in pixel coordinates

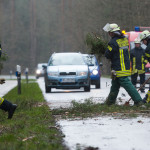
[134,38,141,44]
[103,23,120,32]
[140,30,150,41]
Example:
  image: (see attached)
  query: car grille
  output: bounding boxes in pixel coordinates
[59,72,76,76]
[59,82,77,85]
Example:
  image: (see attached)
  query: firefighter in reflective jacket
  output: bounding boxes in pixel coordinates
[130,38,145,93]
[103,23,142,105]
[0,43,17,119]
[140,30,150,103]
[140,30,150,63]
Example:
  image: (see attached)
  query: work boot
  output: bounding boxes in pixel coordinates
[140,87,145,93]
[8,104,17,119]
[141,90,145,93]
[0,99,17,119]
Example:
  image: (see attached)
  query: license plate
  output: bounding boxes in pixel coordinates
[61,78,75,83]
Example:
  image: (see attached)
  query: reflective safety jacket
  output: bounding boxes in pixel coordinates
[105,36,131,77]
[130,47,145,74]
[144,39,150,64]
[143,90,150,103]
[0,97,4,106]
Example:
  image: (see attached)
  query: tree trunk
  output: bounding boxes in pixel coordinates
[30,0,37,72]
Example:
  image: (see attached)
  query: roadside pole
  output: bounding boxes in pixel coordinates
[16,65,21,94]
[10,70,13,79]
[25,68,29,84]
[100,62,103,89]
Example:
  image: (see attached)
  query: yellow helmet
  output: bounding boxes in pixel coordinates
[103,23,120,32]
[140,30,150,41]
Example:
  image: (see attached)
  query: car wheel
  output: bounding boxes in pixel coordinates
[84,84,91,92]
[96,79,100,89]
[36,76,39,79]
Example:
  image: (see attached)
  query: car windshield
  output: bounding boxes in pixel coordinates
[130,41,147,50]
[48,53,86,66]
[83,55,96,66]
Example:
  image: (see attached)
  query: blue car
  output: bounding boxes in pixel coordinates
[83,54,102,89]
[43,53,91,93]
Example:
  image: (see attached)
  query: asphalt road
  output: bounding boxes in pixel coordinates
[37,77,147,109]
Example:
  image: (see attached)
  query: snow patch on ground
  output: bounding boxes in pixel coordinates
[37,77,150,150]
[58,116,150,150]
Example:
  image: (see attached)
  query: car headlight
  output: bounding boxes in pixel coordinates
[48,72,58,76]
[78,71,87,76]
[92,69,98,75]
[36,69,41,74]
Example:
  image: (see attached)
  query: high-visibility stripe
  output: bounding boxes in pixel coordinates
[133,57,136,72]
[119,49,126,71]
[138,70,145,74]
[116,70,131,77]
[0,97,4,105]
[141,56,144,70]
[122,50,125,70]
[144,59,148,64]
[119,50,123,70]
[107,45,112,51]
[145,53,150,57]
[147,91,150,103]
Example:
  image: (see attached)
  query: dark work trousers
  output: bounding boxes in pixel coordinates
[106,76,142,105]
[131,73,145,91]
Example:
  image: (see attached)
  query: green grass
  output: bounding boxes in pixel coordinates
[1,80,150,149]
[53,99,150,119]
[0,81,67,150]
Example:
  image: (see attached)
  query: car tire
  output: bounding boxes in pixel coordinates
[36,76,39,79]
[96,79,100,89]
[84,84,91,92]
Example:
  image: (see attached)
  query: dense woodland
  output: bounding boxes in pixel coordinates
[0,0,150,74]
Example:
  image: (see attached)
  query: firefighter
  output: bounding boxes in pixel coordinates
[103,23,143,105]
[140,30,150,63]
[130,38,145,93]
[140,30,150,103]
[0,43,17,119]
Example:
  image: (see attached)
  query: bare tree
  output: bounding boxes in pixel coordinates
[30,0,37,71]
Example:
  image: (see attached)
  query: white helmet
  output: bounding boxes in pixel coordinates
[134,38,141,44]
[103,23,120,32]
[140,30,150,41]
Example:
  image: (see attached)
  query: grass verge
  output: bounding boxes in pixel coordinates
[53,99,150,119]
[0,81,67,150]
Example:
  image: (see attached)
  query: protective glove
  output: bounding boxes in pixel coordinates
[111,70,116,80]
[0,78,5,84]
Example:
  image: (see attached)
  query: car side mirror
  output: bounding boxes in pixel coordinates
[42,65,47,69]
[99,62,103,67]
